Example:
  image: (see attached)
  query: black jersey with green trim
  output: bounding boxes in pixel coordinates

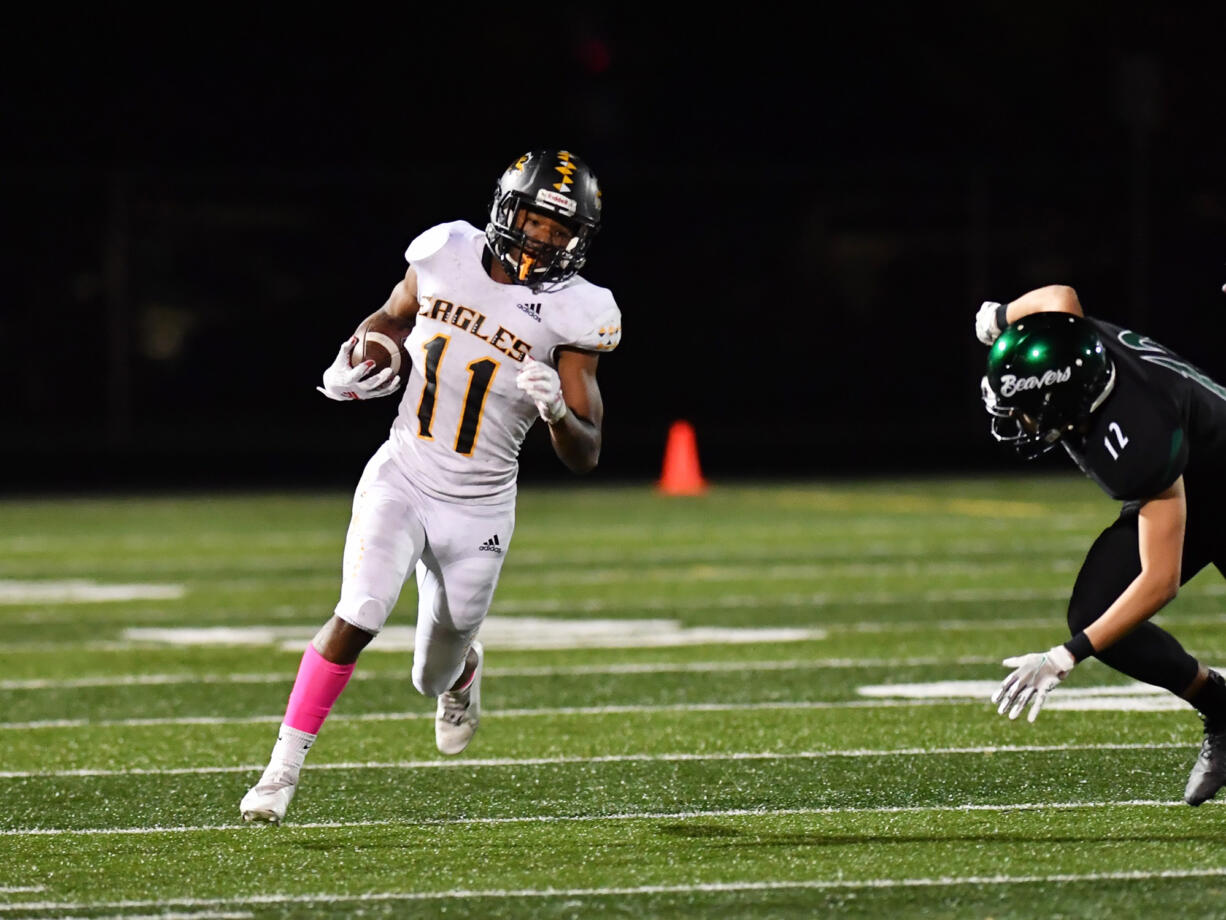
[1060,318,1226,504]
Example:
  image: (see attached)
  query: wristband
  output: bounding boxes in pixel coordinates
[1063,631,1095,663]
[994,302,1010,332]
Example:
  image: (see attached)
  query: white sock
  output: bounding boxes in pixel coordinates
[262,723,317,781]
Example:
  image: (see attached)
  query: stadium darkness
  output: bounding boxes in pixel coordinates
[3,6,1224,493]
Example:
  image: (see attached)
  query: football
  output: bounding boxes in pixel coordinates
[351,317,411,382]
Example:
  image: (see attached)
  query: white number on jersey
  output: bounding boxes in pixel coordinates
[1104,421,1130,461]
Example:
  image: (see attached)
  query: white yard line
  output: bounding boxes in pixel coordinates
[123,621,830,651]
[100,602,1226,653]
[510,532,1098,562]
[0,611,1179,655]
[2,867,1224,912]
[0,698,1037,732]
[0,797,1210,838]
[500,559,1082,586]
[13,604,1226,655]
[0,740,1191,780]
[122,584,1223,619]
[0,679,1200,730]
[0,580,184,604]
[0,656,1002,691]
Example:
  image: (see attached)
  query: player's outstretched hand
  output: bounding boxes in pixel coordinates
[990,645,1076,723]
[516,356,567,423]
[317,337,401,401]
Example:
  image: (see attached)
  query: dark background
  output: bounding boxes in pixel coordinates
[4,5,1225,493]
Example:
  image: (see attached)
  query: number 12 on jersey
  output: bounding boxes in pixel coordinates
[1104,421,1129,460]
[415,333,499,456]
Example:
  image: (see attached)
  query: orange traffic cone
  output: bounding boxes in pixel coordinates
[657,420,708,495]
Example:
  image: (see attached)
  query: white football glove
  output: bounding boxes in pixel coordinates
[316,337,401,401]
[975,300,1007,346]
[990,644,1076,723]
[516,356,567,424]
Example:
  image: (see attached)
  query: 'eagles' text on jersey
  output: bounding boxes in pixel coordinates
[1062,318,1226,505]
[386,221,621,501]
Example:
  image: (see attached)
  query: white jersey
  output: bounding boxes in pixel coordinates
[386,220,621,502]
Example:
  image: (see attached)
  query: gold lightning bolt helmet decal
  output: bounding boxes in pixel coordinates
[553,150,576,192]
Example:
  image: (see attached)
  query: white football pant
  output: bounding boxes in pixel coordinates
[334,443,514,696]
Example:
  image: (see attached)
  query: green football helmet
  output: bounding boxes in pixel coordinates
[982,312,1115,458]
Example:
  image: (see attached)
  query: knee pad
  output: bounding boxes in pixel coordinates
[335,597,392,636]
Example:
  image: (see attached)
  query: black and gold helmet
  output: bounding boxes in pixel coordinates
[982,312,1115,458]
[485,149,602,293]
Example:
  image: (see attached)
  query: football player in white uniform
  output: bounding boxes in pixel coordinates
[240,150,621,824]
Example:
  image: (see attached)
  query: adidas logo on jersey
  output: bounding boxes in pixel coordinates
[516,302,542,322]
[479,534,503,554]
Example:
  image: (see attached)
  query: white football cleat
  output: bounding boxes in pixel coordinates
[436,641,483,755]
[240,765,298,825]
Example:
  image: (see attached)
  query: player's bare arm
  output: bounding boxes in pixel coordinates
[975,285,1084,345]
[1002,284,1084,324]
[354,265,421,336]
[317,267,421,402]
[548,347,604,474]
[1081,477,1186,654]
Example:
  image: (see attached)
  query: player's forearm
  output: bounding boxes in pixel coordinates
[1082,480,1188,655]
[365,274,420,333]
[362,302,416,335]
[1082,571,1180,653]
[1005,285,1084,323]
[547,413,601,473]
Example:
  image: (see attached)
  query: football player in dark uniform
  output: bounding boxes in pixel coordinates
[975,284,1226,806]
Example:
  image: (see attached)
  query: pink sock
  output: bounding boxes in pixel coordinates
[283,645,356,735]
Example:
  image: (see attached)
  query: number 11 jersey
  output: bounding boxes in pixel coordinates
[388,220,622,502]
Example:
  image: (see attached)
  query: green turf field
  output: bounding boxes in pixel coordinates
[3,473,1226,919]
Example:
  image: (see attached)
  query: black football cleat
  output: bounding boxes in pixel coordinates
[1185,717,1226,806]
